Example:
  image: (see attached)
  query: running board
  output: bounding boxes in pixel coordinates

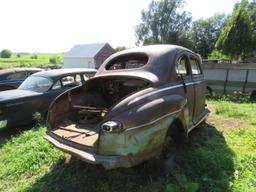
[188,109,210,133]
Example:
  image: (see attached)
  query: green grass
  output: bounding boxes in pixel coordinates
[0,54,63,68]
[0,95,255,192]
[214,101,256,125]
[0,127,63,192]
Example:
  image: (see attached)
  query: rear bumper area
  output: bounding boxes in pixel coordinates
[45,135,132,169]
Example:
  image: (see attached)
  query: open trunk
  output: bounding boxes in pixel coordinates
[48,76,151,151]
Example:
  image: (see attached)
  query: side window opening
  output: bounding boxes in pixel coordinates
[7,72,27,80]
[176,56,189,76]
[74,74,82,85]
[83,73,94,80]
[61,75,81,87]
[190,57,202,75]
[52,80,62,90]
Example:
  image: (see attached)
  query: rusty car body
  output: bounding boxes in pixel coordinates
[45,45,209,169]
[0,68,44,91]
[0,68,96,128]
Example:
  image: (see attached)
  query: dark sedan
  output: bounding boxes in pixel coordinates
[46,45,209,169]
[0,68,44,91]
[0,68,96,128]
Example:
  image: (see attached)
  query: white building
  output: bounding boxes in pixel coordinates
[64,43,115,69]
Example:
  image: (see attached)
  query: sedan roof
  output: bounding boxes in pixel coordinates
[0,67,43,75]
[96,45,194,86]
[31,68,97,80]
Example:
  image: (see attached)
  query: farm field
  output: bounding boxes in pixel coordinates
[0,53,63,69]
[0,95,255,192]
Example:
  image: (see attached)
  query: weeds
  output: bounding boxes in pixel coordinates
[165,174,198,192]
[211,100,256,125]
[207,92,254,103]
[0,95,255,191]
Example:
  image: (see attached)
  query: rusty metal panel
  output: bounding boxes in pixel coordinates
[46,45,209,169]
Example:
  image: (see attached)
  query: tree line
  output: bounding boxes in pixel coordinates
[135,0,256,61]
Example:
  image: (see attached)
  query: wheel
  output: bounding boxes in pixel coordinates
[162,133,177,159]
[250,90,256,101]
[152,123,184,175]
[206,86,213,96]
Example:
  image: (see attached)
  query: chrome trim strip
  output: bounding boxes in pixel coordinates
[6,102,24,107]
[192,81,202,85]
[124,102,186,132]
[185,82,195,86]
[130,80,202,104]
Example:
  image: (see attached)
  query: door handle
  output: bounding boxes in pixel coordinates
[179,75,187,93]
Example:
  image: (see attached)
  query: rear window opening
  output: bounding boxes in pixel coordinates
[106,53,148,70]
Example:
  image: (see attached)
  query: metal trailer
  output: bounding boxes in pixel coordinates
[202,63,256,95]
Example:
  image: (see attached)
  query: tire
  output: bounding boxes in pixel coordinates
[206,86,213,96]
[154,123,184,175]
[250,90,256,101]
[161,131,178,160]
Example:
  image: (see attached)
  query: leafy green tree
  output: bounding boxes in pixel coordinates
[248,0,256,29]
[49,57,57,64]
[208,49,230,60]
[190,14,226,58]
[215,0,254,60]
[115,46,127,52]
[30,55,38,59]
[135,0,192,48]
[248,0,256,49]
[0,49,12,58]
[49,56,62,65]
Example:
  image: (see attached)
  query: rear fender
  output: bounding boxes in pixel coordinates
[98,94,188,158]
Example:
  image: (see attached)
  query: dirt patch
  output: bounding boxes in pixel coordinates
[206,103,253,131]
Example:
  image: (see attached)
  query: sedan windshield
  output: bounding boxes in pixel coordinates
[19,76,53,92]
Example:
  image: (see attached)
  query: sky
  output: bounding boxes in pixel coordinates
[0,0,239,53]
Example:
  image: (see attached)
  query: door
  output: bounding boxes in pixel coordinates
[6,71,27,88]
[189,55,206,124]
[176,54,195,127]
[38,74,83,114]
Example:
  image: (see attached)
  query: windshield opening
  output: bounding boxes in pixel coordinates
[19,76,53,92]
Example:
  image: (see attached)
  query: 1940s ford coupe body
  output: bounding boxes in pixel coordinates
[46,45,209,169]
